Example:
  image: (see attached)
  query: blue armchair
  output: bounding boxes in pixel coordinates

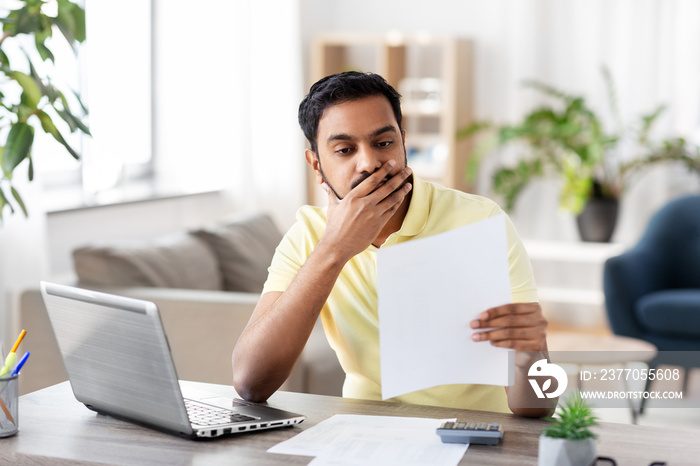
[603,194,700,409]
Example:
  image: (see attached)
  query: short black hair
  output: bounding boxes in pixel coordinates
[298,71,403,154]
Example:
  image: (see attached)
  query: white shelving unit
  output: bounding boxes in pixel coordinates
[523,240,628,329]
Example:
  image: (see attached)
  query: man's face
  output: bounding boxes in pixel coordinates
[306,95,407,199]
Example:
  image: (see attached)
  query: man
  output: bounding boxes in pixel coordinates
[232,71,553,417]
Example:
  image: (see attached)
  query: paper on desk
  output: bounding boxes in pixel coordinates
[377,214,512,400]
[268,414,467,466]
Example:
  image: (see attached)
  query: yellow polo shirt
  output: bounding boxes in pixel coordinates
[262,176,538,412]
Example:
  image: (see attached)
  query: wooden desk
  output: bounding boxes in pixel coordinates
[2,382,698,465]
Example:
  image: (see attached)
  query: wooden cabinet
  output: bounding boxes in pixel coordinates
[307,33,474,205]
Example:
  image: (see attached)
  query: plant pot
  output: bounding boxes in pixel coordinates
[538,435,596,466]
[576,197,619,242]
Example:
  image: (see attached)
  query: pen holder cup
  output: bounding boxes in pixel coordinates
[0,374,19,437]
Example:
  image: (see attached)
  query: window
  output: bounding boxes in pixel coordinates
[80,0,153,194]
[26,0,153,200]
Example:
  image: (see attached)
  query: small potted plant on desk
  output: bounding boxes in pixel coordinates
[539,392,598,466]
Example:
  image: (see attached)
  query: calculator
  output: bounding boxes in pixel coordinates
[436,421,504,445]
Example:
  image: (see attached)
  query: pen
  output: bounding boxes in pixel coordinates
[9,330,26,354]
[0,330,26,377]
[10,352,30,377]
[0,396,14,425]
[0,353,16,378]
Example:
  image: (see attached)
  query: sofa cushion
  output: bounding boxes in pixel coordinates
[635,289,700,338]
[192,213,282,293]
[73,232,224,290]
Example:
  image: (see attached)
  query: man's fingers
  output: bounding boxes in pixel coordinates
[469,302,548,351]
[471,327,546,352]
[352,161,412,202]
[375,167,412,204]
[471,303,541,326]
[349,160,397,197]
[470,313,542,329]
[379,181,412,218]
[472,326,542,343]
[481,303,539,320]
[489,338,544,351]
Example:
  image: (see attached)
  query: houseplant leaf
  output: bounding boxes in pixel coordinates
[71,89,89,115]
[492,158,544,211]
[11,6,41,35]
[55,0,87,45]
[10,185,27,217]
[0,185,14,217]
[33,15,55,62]
[2,122,35,176]
[11,71,42,109]
[35,109,79,160]
[25,55,58,101]
[35,36,55,63]
[0,187,6,221]
[54,92,90,135]
[637,105,666,145]
[0,48,10,66]
[458,67,700,236]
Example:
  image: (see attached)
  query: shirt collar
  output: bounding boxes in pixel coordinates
[394,175,429,238]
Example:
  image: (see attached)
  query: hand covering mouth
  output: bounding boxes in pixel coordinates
[371,176,391,193]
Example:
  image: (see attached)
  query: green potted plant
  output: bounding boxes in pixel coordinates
[0,0,89,223]
[460,67,700,242]
[539,392,598,466]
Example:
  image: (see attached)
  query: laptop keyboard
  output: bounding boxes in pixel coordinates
[185,399,257,426]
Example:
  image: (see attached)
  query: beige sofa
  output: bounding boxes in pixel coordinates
[17,213,345,397]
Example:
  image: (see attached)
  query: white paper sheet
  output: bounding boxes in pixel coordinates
[268,414,467,466]
[377,214,513,400]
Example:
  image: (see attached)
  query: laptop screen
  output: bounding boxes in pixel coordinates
[41,281,193,435]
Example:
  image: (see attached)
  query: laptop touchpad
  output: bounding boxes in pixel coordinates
[200,396,252,409]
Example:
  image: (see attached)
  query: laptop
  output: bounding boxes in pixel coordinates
[40,281,306,439]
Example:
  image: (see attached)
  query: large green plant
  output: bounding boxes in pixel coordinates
[0,0,89,222]
[460,68,700,213]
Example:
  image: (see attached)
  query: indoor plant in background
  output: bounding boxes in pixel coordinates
[539,392,598,466]
[0,0,89,223]
[459,67,700,242]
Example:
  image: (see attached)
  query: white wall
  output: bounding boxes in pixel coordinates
[299,0,700,244]
[153,0,307,231]
[45,192,231,276]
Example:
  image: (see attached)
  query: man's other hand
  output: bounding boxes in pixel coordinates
[469,302,547,351]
